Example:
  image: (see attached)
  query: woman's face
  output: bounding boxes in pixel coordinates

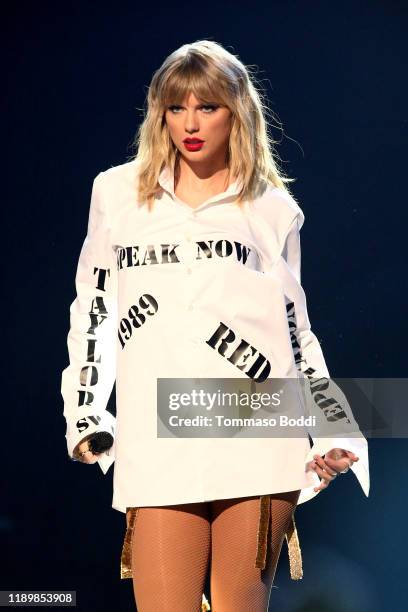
[164,91,233,165]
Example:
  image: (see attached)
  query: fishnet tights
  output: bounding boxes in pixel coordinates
[129,490,300,611]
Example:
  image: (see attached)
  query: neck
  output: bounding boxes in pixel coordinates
[174,155,232,194]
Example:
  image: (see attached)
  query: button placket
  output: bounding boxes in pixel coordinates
[182,213,200,345]
[185,306,200,348]
[187,209,198,221]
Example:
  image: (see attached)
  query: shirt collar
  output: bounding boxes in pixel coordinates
[158,163,243,209]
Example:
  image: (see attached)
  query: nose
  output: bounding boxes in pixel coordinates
[184,109,200,134]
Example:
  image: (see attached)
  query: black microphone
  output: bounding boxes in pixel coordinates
[88,431,114,454]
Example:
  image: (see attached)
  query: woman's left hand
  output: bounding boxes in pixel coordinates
[309,448,359,492]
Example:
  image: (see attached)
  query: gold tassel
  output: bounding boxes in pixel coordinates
[120,507,211,610]
[120,507,139,579]
[255,494,271,569]
[201,592,211,611]
[285,514,303,580]
[254,495,303,581]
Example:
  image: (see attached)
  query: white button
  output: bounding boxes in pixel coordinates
[186,267,192,274]
[185,234,192,242]
[188,304,194,311]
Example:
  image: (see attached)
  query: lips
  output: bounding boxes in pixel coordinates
[183,139,204,151]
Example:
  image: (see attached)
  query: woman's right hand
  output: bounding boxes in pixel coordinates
[73,434,100,464]
[72,432,114,464]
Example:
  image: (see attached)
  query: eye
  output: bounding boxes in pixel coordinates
[167,104,219,114]
[201,104,219,113]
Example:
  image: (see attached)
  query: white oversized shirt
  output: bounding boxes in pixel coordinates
[61,159,370,514]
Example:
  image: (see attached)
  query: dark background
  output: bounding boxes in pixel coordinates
[2,1,406,610]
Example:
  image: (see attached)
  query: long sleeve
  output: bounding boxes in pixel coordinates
[276,213,370,502]
[61,171,117,475]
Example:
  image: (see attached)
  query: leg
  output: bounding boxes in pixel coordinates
[210,490,300,612]
[130,502,211,612]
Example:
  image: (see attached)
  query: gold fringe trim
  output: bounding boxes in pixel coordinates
[255,494,271,569]
[120,506,211,610]
[254,495,303,580]
[201,592,211,611]
[285,514,303,580]
[120,507,139,579]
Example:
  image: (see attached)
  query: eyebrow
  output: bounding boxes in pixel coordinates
[167,102,218,107]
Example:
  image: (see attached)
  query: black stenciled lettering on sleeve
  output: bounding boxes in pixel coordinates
[206,321,271,383]
[75,266,113,434]
[285,301,310,374]
[118,293,159,350]
[285,300,351,425]
[76,414,103,435]
[116,239,254,271]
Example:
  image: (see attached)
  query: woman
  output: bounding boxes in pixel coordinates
[61,40,369,611]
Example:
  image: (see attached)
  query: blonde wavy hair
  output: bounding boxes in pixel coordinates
[129,39,296,211]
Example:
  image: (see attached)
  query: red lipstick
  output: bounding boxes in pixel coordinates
[183,138,204,152]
